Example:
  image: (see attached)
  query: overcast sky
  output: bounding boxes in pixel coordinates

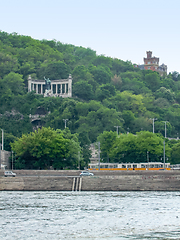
[1,0,180,73]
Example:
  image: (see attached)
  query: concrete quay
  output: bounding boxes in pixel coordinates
[0,170,180,191]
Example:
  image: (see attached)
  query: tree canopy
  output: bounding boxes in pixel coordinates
[10,127,83,170]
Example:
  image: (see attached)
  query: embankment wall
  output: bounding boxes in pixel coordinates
[0,170,180,191]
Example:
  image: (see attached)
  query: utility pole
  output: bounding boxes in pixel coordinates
[150,118,157,133]
[147,151,149,170]
[63,119,68,128]
[163,140,166,170]
[162,121,168,170]
[78,151,80,170]
[12,151,13,170]
[1,129,4,151]
[114,126,121,135]
[162,121,168,138]
[98,142,100,170]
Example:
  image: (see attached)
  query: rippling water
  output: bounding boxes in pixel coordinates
[0,191,180,239]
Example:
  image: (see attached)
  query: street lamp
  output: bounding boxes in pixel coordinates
[98,142,100,170]
[1,129,4,151]
[63,119,68,128]
[162,121,168,138]
[12,151,13,170]
[114,126,121,135]
[78,151,80,170]
[147,151,149,170]
[150,118,157,133]
[162,121,168,170]
[163,140,166,170]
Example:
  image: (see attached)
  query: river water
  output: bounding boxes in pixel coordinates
[0,191,180,240]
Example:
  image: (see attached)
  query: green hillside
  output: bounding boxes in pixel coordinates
[1,31,180,168]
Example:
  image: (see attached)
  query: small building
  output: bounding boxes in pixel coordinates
[28,74,72,98]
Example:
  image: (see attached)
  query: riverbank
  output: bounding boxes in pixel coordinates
[0,170,180,191]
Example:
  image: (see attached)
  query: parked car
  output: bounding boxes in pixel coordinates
[4,171,16,177]
[80,171,94,176]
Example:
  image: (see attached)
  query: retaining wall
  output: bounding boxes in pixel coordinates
[0,170,180,191]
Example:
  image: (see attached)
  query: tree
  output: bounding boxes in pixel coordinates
[109,133,138,162]
[72,65,93,82]
[170,142,180,164]
[95,83,116,101]
[106,91,146,116]
[111,74,122,90]
[111,58,134,75]
[2,72,25,96]
[135,131,168,162]
[11,127,82,169]
[89,65,112,84]
[73,80,93,100]
[109,131,170,163]
[37,61,70,80]
[121,110,135,131]
[0,131,17,151]
[0,52,19,78]
[97,131,117,162]
[155,87,175,103]
[78,131,91,169]
[144,72,161,92]
[76,105,122,142]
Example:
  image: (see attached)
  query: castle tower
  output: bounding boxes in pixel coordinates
[144,51,159,71]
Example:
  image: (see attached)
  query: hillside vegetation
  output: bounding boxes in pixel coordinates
[1,31,180,168]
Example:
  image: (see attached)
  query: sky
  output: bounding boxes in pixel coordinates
[1,0,180,73]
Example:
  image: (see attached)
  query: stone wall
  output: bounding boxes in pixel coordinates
[0,176,73,191]
[82,173,180,191]
[1,170,180,191]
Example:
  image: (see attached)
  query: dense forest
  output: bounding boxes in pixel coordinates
[1,31,180,169]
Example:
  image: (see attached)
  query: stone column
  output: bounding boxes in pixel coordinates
[36,84,38,94]
[60,84,62,94]
[28,75,32,92]
[28,80,31,92]
[65,83,67,94]
[68,74,72,97]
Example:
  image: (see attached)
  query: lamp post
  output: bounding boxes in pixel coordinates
[150,118,157,133]
[63,119,68,129]
[163,140,166,170]
[98,142,100,170]
[162,121,168,138]
[1,129,4,151]
[114,126,121,135]
[12,151,13,170]
[162,121,168,169]
[78,151,80,170]
[147,151,149,170]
